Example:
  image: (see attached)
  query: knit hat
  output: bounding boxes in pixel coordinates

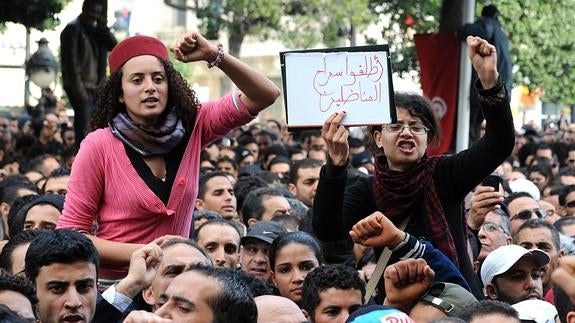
[419,282,478,317]
[346,305,413,323]
[108,35,169,73]
[480,244,549,285]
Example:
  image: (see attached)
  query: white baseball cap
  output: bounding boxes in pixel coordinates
[480,244,550,284]
[508,178,541,200]
[512,299,558,323]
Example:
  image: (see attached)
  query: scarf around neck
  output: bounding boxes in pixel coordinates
[109,109,185,156]
[372,154,459,265]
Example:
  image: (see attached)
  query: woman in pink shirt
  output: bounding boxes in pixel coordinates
[58,31,280,282]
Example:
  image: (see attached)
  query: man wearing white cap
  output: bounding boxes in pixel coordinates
[481,244,550,305]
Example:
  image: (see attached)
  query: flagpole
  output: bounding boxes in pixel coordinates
[455,0,475,152]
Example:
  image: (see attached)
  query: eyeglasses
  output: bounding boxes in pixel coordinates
[566,200,575,208]
[382,123,429,135]
[511,208,544,221]
[481,222,508,234]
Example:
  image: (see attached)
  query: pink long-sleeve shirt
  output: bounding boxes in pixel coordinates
[58,93,254,278]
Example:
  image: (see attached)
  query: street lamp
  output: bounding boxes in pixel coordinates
[25,37,58,89]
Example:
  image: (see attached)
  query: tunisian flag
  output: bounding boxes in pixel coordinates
[414,33,460,155]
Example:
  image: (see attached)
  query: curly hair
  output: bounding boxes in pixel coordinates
[301,264,365,320]
[89,58,200,132]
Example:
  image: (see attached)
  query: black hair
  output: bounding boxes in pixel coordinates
[233,175,268,213]
[42,166,71,194]
[554,286,575,323]
[197,171,233,199]
[0,269,38,306]
[514,218,561,252]
[459,299,518,321]
[236,270,277,297]
[0,176,37,205]
[502,191,534,208]
[260,145,289,166]
[559,185,575,206]
[0,230,41,274]
[0,304,31,323]
[193,219,242,241]
[25,229,99,284]
[289,158,323,185]
[554,216,575,235]
[301,264,365,319]
[269,231,323,270]
[241,187,290,225]
[161,238,213,266]
[368,92,440,155]
[184,264,258,323]
[6,194,40,238]
[9,194,64,236]
[216,156,238,171]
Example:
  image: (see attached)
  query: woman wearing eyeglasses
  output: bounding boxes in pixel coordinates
[312,36,515,298]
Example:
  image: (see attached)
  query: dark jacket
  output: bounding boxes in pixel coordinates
[460,17,512,93]
[313,78,514,299]
[60,18,116,107]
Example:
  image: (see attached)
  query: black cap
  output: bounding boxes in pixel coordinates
[241,221,287,245]
[351,151,373,168]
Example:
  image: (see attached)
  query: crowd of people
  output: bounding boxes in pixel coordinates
[4,5,575,323]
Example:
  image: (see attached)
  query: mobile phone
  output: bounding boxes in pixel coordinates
[481,174,500,191]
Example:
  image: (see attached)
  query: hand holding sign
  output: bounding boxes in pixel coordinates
[321,111,349,166]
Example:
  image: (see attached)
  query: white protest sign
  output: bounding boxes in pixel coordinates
[280,46,395,129]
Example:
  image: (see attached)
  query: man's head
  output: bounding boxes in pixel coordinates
[80,0,104,29]
[554,216,575,238]
[42,167,71,196]
[268,157,292,185]
[503,192,543,234]
[301,264,364,323]
[288,158,323,207]
[11,194,64,235]
[194,219,241,269]
[478,207,512,263]
[0,269,37,321]
[196,171,238,220]
[155,265,257,323]
[25,229,99,323]
[0,230,40,275]
[560,185,575,217]
[513,219,563,294]
[0,177,38,239]
[255,295,307,323]
[460,299,519,323]
[409,283,478,322]
[242,187,292,226]
[240,221,287,280]
[142,239,212,311]
[480,244,549,304]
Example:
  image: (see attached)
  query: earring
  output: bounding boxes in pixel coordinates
[119,97,124,104]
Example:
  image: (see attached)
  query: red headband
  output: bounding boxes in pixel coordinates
[108,35,169,73]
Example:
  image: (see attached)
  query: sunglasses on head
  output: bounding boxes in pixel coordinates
[511,208,543,221]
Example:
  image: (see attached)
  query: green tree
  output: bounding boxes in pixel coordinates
[366,0,575,104]
[164,0,375,57]
[278,0,376,49]
[502,1,575,104]
[0,0,72,31]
